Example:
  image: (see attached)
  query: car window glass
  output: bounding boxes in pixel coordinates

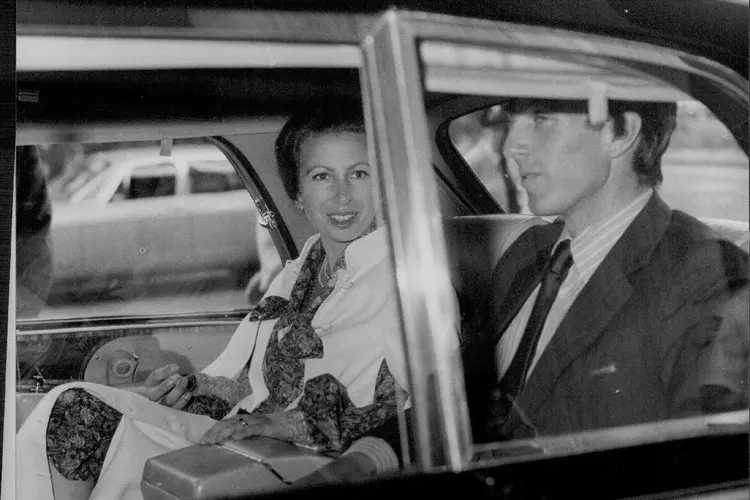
[419,40,749,461]
[15,139,273,322]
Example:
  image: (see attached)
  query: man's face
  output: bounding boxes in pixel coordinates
[503,99,610,218]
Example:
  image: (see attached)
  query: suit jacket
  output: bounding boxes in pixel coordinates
[373,193,748,460]
[466,193,748,442]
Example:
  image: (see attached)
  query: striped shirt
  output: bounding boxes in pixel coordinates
[496,189,654,381]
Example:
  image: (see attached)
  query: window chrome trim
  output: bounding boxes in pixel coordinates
[17,35,362,71]
[363,11,473,472]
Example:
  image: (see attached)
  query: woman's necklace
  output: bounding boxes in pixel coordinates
[317,255,331,287]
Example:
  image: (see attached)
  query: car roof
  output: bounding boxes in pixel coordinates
[17,0,748,78]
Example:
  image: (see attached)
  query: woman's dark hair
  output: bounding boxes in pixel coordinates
[275,99,365,201]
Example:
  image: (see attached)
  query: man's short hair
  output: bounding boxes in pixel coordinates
[505,98,677,187]
[608,100,677,187]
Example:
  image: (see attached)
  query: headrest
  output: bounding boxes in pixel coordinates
[442,214,548,298]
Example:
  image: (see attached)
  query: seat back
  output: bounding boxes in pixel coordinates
[700,217,750,253]
[442,214,748,331]
[442,214,548,327]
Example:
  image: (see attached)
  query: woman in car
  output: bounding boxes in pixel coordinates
[17,100,422,500]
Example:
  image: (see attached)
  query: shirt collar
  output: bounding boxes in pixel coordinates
[557,189,653,276]
[334,224,389,275]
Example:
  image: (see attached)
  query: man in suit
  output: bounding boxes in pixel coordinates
[295,97,749,482]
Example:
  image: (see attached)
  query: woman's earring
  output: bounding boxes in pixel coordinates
[294,200,304,211]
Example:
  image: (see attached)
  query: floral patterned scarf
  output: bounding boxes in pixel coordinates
[250,239,339,414]
[244,222,407,452]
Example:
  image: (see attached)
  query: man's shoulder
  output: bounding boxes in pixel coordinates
[661,209,748,266]
[668,209,724,243]
[656,209,748,313]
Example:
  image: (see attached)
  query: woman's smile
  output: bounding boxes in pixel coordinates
[328,211,358,228]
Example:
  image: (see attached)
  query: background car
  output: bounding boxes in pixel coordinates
[47,144,259,301]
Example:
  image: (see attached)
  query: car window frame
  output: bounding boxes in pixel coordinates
[12,134,287,326]
[361,8,749,474]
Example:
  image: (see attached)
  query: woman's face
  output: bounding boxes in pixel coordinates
[297,131,376,258]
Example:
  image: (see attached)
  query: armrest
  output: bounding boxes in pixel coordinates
[141,437,334,500]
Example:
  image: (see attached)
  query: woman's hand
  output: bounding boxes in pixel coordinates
[144,364,193,410]
[199,413,292,445]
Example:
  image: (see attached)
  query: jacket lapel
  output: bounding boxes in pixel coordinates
[508,194,674,425]
[489,222,563,346]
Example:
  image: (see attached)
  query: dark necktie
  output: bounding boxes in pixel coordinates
[499,239,574,400]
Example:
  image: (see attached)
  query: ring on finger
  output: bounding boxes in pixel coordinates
[238,417,248,428]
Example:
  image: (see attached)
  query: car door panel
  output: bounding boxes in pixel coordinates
[16,316,243,428]
[82,327,237,387]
